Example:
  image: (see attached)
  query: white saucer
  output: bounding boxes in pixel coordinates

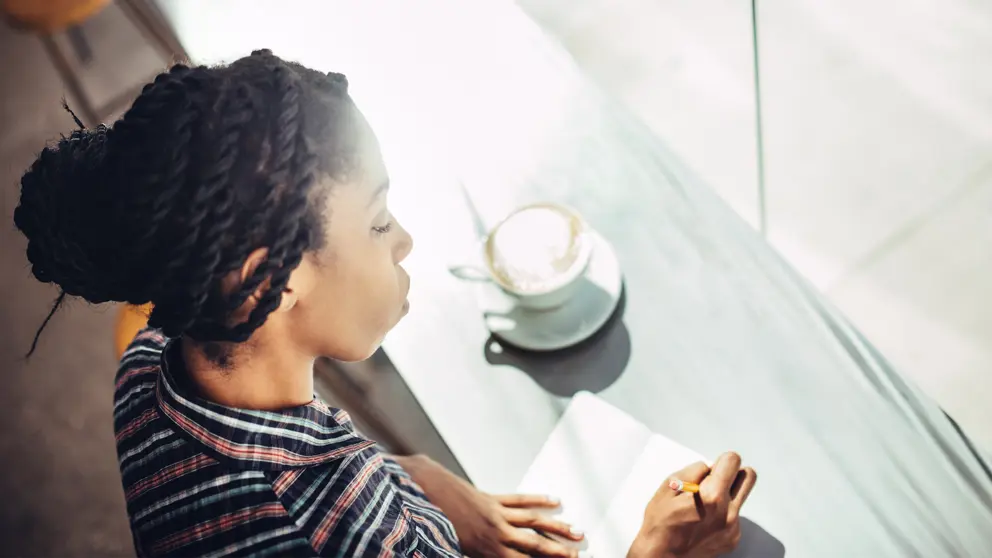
[478,230,623,352]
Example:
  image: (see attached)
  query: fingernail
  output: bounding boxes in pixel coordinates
[547,495,561,505]
[570,526,584,537]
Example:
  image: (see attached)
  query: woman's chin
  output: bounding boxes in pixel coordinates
[373,301,410,353]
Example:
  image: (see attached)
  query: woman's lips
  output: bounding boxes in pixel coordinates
[399,268,411,313]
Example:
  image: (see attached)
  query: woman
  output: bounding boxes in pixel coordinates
[14,50,754,557]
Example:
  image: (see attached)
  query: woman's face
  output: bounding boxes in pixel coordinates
[280,114,413,362]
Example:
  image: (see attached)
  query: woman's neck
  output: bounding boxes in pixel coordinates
[179,336,316,411]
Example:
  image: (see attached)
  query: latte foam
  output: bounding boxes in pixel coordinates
[486,205,584,293]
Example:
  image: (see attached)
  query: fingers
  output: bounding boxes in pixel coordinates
[505,529,579,558]
[700,452,740,496]
[674,460,710,484]
[699,452,741,514]
[493,494,561,509]
[502,508,584,541]
[707,452,742,491]
[495,547,529,558]
[729,467,758,515]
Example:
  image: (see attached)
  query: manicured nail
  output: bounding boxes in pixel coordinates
[570,526,584,537]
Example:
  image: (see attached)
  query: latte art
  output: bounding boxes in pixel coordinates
[486,205,585,293]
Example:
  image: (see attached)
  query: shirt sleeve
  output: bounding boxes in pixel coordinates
[379,454,464,558]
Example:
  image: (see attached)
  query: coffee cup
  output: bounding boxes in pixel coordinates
[451,203,593,311]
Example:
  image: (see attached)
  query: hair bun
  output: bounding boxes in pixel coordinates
[14,126,134,304]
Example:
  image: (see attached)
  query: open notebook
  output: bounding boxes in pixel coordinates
[518,392,776,557]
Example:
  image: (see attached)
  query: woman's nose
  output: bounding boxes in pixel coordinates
[394,220,413,263]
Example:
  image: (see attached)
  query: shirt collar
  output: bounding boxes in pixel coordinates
[155,340,375,470]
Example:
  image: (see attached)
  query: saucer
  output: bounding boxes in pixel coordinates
[478,230,623,352]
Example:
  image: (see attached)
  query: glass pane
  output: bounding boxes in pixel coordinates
[517,0,762,229]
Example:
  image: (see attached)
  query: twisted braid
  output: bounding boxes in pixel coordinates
[112,65,195,249]
[180,83,253,340]
[145,67,233,337]
[14,50,358,353]
[225,56,303,311]
[195,57,312,343]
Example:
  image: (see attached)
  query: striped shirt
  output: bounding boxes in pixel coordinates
[114,329,462,557]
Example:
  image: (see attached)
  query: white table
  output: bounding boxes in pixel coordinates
[159,1,992,555]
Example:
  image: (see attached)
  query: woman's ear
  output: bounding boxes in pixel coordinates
[278,285,298,312]
[238,248,269,288]
[226,248,315,315]
[215,247,271,324]
[280,255,317,313]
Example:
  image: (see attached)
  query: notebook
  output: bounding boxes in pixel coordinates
[518,392,778,557]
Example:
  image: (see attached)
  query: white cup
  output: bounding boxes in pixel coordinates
[451,203,593,311]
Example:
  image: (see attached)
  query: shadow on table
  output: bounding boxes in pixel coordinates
[729,518,786,558]
[483,286,631,396]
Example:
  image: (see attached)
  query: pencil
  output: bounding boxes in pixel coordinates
[668,479,700,493]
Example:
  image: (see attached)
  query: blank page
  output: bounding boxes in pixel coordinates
[516,392,654,540]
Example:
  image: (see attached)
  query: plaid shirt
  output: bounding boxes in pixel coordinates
[114,329,462,557]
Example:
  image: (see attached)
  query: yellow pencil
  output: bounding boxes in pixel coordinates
[668,479,700,493]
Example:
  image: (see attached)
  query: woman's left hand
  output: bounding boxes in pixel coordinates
[400,455,583,557]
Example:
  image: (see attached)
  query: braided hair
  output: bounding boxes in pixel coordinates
[14,50,360,356]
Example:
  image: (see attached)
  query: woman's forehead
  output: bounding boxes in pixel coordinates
[353,112,387,179]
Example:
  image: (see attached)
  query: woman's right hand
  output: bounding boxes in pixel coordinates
[628,452,757,558]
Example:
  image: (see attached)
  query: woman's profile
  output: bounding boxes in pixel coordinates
[14,49,753,557]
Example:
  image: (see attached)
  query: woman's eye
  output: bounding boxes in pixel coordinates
[372,221,393,235]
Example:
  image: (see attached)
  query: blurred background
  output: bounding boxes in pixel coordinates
[0,0,989,555]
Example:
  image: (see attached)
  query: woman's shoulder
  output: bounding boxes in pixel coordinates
[122,327,168,358]
[115,328,167,381]
[120,327,169,369]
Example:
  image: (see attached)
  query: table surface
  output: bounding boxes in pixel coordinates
[158,1,992,555]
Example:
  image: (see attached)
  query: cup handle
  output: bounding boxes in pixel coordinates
[448,264,492,282]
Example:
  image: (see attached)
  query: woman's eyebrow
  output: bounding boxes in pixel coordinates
[366,179,390,208]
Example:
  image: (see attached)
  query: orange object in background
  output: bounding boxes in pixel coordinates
[2,0,110,32]
[114,304,152,360]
